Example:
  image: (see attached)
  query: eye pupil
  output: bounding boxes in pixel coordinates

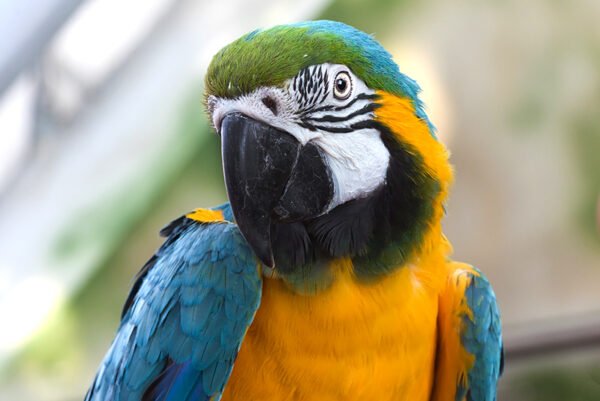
[336,79,347,91]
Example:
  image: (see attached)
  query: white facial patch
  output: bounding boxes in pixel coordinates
[315,130,389,211]
[208,63,391,213]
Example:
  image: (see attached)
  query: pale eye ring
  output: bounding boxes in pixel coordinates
[333,71,352,100]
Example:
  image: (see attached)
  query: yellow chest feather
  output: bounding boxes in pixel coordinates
[221,259,442,401]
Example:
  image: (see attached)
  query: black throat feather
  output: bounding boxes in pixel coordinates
[271,121,441,289]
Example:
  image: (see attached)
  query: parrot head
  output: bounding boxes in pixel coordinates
[205,21,452,280]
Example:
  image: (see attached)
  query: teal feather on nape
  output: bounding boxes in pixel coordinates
[205,20,434,134]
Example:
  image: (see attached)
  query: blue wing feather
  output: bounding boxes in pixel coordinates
[458,268,503,401]
[86,208,261,401]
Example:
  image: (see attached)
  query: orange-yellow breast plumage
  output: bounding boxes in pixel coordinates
[221,257,447,401]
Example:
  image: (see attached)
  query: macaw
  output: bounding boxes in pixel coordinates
[85,20,503,401]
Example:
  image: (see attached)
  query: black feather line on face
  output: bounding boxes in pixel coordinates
[293,85,379,119]
[320,69,329,103]
[334,93,378,110]
[298,104,334,117]
[299,120,377,134]
[306,102,380,123]
[293,66,330,112]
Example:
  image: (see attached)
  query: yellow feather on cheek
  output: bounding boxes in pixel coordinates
[373,91,453,191]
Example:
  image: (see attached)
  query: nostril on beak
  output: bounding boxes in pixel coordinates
[262,96,278,116]
[273,205,289,219]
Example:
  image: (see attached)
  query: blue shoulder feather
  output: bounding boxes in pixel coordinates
[458,268,503,401]
[86,209,261,401]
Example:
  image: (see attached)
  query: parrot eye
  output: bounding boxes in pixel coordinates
[333,71,352,100]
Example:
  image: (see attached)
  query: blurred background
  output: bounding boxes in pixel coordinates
[0,0,599,399]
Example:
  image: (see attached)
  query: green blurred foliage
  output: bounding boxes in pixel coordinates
[507,35,600,245]
[571,115,600,243]
[517,365,600,401]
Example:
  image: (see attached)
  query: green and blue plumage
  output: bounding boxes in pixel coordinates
[206,20,434,133]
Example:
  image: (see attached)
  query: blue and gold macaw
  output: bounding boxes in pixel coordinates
[86,21,502,401]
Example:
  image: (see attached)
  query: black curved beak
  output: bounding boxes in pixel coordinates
[221,113,300,267]
[221,112,334,268]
